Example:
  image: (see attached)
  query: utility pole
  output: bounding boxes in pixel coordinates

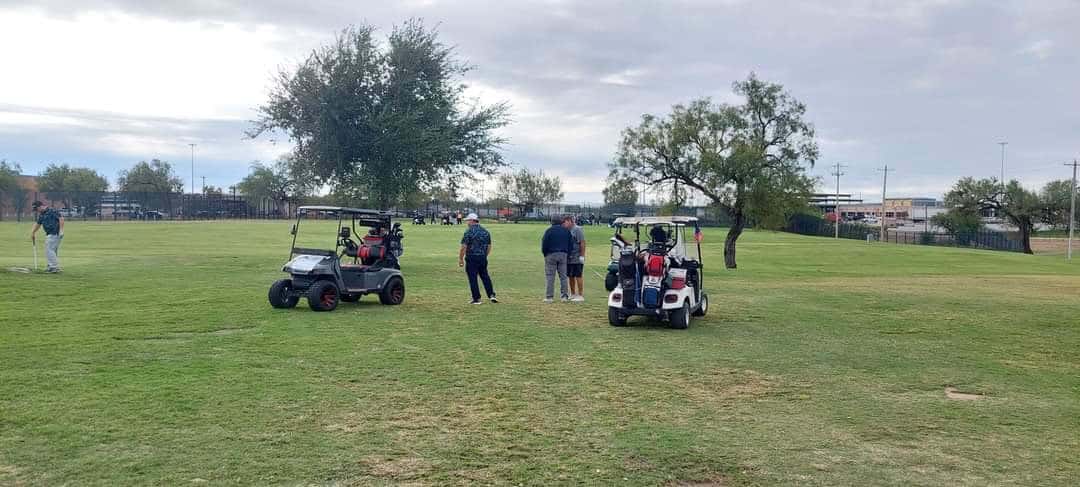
[998,141,1008,186]
[188,143,197,195]
[1067,159,1079,260]
[877,165,894,243]
[830,163,846,239]
[201,176,207,194]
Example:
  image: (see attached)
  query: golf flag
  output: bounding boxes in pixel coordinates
[694,225,703,242]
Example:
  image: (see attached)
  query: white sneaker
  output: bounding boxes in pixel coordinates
[543,298,554,303]
[571,295,585,302]
[560,296,570,302]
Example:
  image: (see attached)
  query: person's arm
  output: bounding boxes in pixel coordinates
[487,242,493,257]
[58,216,65,236]
[459,244,466,267]
[30,222,40,242]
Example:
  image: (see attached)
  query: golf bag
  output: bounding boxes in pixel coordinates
[618,249,638,308]
[640,253,667,308]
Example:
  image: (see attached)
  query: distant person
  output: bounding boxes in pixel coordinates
[459,213,497,304]
[30,201,64,273]
[567,217,587,301]
[541,215,574,302]
[456,212,463,225]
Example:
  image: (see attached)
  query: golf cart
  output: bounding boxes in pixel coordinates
[269,206,405,311]
[606,216,707,329]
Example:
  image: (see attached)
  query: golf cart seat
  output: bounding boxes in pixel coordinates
[359,235,387,265]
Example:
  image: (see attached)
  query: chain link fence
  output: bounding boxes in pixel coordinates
[784,213,1023,252]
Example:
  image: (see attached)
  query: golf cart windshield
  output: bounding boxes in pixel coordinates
[290,206,395,257]
[611,216,701,262]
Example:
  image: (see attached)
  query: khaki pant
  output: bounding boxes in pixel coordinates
[544,252,568,299]
[45,234,62,271]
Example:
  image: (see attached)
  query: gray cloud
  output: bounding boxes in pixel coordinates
[2,0,1078,202]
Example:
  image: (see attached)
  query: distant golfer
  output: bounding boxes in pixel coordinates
[30,201,64,273]
[541,215,574,302]
[459,213,497,304]
[567,217,586,301]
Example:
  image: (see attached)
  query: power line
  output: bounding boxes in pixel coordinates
[830,163,847,239]
[877,165,895,243]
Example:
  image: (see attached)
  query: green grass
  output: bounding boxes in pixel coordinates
[1,220,1078,486]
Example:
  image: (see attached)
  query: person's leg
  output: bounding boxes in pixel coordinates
[544,254,556,299]
[568,267,578,296]
[478,258,495,298]
[45,234,60,271]
[557,253,569,299]
[465,258,481,302]
[574,276,584,298]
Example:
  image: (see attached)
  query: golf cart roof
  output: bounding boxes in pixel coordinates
[298,206,388,216]
[614,216,698,225]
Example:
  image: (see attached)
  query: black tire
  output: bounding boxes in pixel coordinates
[692,292,708,317]
[608,307,628,327]
[379,276,405,305]
[268,279,299,309]
[604,271,618,292]
[670,300,690,329]
[307,280,339,312]
[340,293,360,303]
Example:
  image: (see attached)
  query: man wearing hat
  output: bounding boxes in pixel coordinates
[459,213,497,304]
[29,201,64,273]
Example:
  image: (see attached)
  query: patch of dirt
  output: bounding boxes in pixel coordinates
[361,455,430,480]
[668,476,727,486]
[944,386,984,401]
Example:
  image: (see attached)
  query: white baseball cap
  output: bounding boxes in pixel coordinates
[466,213,479,221]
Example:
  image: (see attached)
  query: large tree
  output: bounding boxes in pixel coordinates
[117,160,184,213]
[248,21,510,208]
[1039,179,1076,230]
[612,74,818,268]
[942,177,1041,254]
[495,167,563,217]
[236,157,314,216]
[37,164,109,212]
[602,176,639,207]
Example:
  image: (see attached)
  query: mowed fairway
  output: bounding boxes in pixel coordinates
[1,220,1078,486]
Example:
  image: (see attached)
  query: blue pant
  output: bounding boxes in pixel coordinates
[465,256,495,301]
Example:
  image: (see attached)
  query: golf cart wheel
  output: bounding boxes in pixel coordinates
[268,279,299,309]
[670,300,690,329]
[608,308,628,327]
[604,272,618,292]
[692,292,708,317]
[340,293,361,303]
[379,276,405,305]
[307,280,340,312]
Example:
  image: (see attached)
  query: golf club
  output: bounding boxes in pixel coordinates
[34,239,39,271]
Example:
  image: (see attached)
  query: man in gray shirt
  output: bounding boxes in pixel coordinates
[567,217,586,301]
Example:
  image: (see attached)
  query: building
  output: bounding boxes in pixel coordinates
[834,197,944,225]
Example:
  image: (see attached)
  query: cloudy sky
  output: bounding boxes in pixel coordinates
[1,0,1077,203]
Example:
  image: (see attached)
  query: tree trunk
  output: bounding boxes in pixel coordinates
[1020,224,1033,254]
[724,207,745,269]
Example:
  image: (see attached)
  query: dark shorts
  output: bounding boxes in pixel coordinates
[567,263,583,278]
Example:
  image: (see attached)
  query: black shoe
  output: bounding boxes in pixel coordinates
[489,296,498,303]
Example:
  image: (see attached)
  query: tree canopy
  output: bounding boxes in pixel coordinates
[1039,179,1077,229]
[117,160,183,193]
[0,160,21,220]
[602,177,639,207]
[37,164,109,210]
[236,157,314,214]
[494,168,563,216]
[942,177,1043,254]
[249,20,510,208]
[611,74,818,268]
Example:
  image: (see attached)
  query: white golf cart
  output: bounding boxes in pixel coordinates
[606,216,707,329]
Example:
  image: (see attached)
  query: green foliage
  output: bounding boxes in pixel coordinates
[611,73,818,267]
[250,20,510,208]
[930,209,984,234]
[0,160,21,220]
[942,177,1042,254]
[37,164,109,210]
[602,176,639,206]
[117,160,183,193]
[1039,179,1076,229]
[494,167,563,215]
[236,157,313,210]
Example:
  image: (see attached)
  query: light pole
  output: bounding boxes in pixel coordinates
[830,163,846,238]
[1067,159,1078,261]
[998,141,1007,186]
[189,143,197,195]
